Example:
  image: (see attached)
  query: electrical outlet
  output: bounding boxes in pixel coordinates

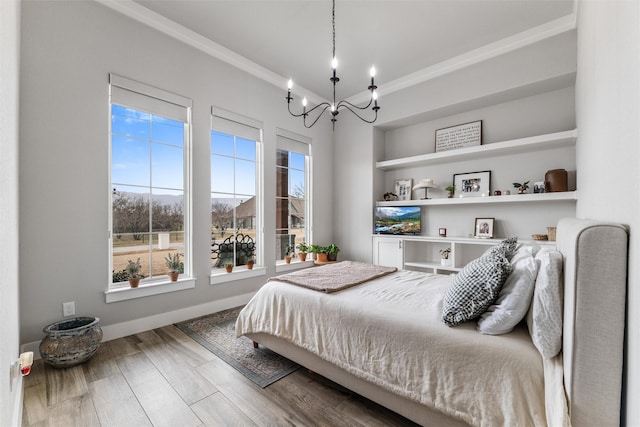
[63,301,75,317]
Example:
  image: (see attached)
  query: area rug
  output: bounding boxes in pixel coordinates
[175,306,299,388]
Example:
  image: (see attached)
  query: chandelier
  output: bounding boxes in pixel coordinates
[286,0,380,129]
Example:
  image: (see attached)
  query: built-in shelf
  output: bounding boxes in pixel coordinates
[376,191,578,207]
[375,129,577,171]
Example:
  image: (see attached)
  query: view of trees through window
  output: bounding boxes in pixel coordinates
[211,130,258,270]
[111,104,186,283]
[276,148,307,260]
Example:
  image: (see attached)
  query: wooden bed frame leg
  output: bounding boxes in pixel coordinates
[253,341,259,349]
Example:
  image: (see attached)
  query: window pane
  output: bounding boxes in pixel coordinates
[112,104,150,121]
[152,117,184,147]
[211,194,235,239]
[211,131,234,156]
[289,152,305,171]
[289,169,305,198]
[235,158,255,196]
[151,189,184,232]
[276,149,288,167]
[152,143,183,189]
[112,112,150,139]
[236,137,256,161]
[112,136,150,186]
[211,154,234,193]
[276,166,287,199]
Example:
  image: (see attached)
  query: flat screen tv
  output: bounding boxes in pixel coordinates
[374,206,421,235]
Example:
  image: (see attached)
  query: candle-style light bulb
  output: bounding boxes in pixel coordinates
[331,103,336,112]
[287,79,293,90]
[372,91,378,101]
[302,97,308,107]
[370,66,376,77]
[331,57,338,70]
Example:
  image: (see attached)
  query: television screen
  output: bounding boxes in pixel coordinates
[374,206,421,235]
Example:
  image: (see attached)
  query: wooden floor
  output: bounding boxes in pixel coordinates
[22,324,419,426]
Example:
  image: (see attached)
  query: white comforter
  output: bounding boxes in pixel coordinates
[236,270,548,427]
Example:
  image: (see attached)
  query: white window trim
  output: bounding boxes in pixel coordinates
[275,259,314,273]
[210,266,267,285]
[108,73,194,293]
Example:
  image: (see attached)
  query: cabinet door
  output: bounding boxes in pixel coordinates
[374,238,403,269]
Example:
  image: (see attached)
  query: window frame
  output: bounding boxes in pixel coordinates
[106,74,194,301]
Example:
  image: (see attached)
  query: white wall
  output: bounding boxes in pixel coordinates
[18,0,333,344]
[575,1,640,424]
[0,0,22,425]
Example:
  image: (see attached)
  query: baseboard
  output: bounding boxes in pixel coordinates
[21,291,256,358]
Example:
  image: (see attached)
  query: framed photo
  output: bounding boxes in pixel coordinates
[394,179,413,201]
[474,217,495,239]
[435,120,482,153]
[453,170,491,198]
[533,181,545,193]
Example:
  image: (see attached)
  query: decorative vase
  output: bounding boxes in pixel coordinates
[39,317,102,368]
[545,169,568,192]
[128,277,140,288]
[168,271,179,282]
[298,253,307,262]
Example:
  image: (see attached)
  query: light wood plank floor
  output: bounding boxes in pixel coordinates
[22,324,419,426]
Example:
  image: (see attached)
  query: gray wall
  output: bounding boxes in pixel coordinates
[18,0,333,344]
[575,1,640,423]
[1,0,22,425]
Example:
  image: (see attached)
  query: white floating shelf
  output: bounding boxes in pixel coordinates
[376,129,577,170]
[404,261,461,272]
[376,191,578,207]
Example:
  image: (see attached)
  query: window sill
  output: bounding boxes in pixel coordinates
[105,277,196,303]
[210,266,267,285]
[275,259,314,273]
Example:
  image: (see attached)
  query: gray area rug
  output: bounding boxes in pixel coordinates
[175,306,299,388]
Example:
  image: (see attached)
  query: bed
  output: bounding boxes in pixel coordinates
[236,218,628,427]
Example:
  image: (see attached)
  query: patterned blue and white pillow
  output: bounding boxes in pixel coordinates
[442,249,512,327]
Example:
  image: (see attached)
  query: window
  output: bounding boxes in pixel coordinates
[210,107,263,273]
[109,74,192,288]
[276,128,311,262]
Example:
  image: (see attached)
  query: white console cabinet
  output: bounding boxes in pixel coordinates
[372,235,545,273]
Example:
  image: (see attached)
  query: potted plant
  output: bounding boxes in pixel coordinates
[297,241,310,262]
[125,258,142,288]
[284,246,294,264]
[439,248,452,266]
[246,256,255,270]
[225,261,234,273]
[309,244,321,261]
[445,185,456,198]
[164,252,181,281]
[316,246,329,263]
[513,181,530,194]
[327,243,340,261]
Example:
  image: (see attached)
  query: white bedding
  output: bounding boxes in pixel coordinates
[236,270,551,427]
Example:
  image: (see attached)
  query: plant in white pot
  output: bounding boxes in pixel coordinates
[439,248,452,266]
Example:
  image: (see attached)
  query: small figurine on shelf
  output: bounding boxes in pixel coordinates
[383,192,398,201]
[512,181,530,194]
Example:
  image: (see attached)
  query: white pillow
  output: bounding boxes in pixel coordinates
[527,249,564,359]
[477,245,539,335]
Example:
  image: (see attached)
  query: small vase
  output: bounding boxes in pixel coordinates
[39,317,102,368]
[441,258,449,266]
[168,271,179,282]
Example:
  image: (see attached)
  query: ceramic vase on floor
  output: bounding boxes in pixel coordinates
[39,316,102,368]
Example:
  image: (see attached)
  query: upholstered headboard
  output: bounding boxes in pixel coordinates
[557,218,628,427]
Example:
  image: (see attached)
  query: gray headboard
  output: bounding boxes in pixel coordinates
[557,218,628,427]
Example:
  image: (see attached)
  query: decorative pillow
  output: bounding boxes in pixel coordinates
[477,245,539,335]
[482,237,519,260]
[442,251,512,327]
[527,249,564,359]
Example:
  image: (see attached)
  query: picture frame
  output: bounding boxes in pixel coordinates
[533,181,545,193]
[394,178,413,201]
[474,217,495,239]
[435,120,482,153]
[453,170,491,198]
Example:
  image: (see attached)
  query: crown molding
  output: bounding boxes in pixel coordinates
[96,0,576,107]
[348,12,578,104]
[95,0,328,105]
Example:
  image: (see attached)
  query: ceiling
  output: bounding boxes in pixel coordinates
[132,0,574,102]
